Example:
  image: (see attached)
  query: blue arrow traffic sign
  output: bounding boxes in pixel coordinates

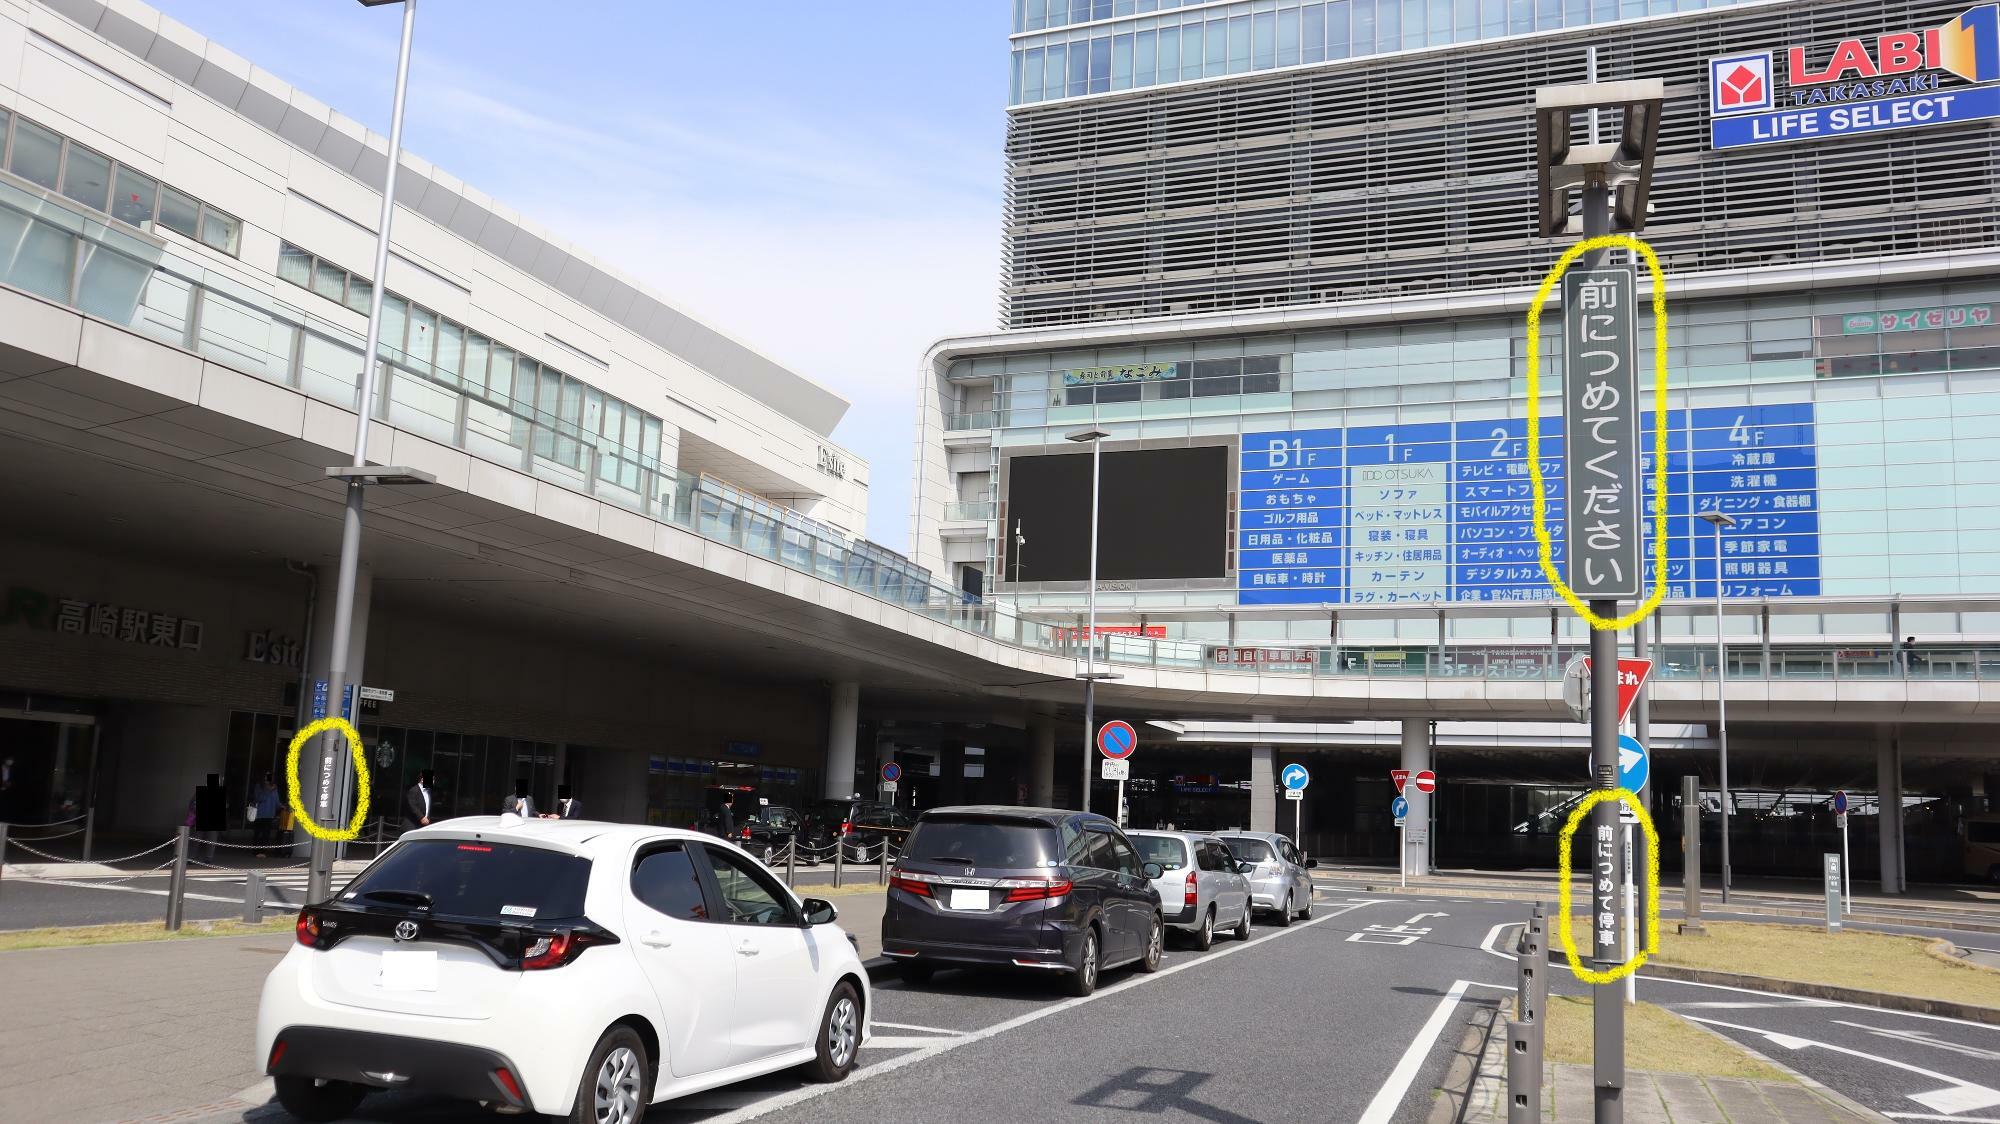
[1281,763,1311,791]
[1097,720,1138,760]
[1617,734,1649,793]
[1391,795,1409,819]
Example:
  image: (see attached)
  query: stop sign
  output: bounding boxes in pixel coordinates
[1414,770,1436,793]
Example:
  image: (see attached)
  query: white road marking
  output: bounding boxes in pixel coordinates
[1642,977,2000,1034]
[1407,912,1449,924]
[696,899,1385,1123]
[29,877,259,907]
[1684,1015,2000,1116]
[1355,979,1473,1124]
[1674,1000,1837,1010]
[1829,1021,2000,1063]
[1883,1114,2000,1122]
[861,1036,959,1050]
[868,1021,962,1036]
[1479,922,1516,961]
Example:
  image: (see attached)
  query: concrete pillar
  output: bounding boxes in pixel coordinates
[1402,719,1432,875]
[824,682,860,800]
[1877,729,1904,895]
[1029,719,1056,807]
[1250,744,1277,833]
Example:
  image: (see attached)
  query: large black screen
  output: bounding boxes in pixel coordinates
[1004,446,1229,581]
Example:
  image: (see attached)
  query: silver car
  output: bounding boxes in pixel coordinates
[1127,831,1253,949]
[1216,831,1316,926]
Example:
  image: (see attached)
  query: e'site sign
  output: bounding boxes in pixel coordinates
[1709,4,2000,149]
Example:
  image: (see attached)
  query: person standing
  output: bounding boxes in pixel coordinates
[542,784,581,819]
[501,778,535,819]
[250,773,281,856]
[403,769,435,833]
[715,791,736,838]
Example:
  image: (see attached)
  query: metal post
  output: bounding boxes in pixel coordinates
[1679,775,1705,935]
[1507,1018,1543,1124]
[877,840,888,884]
[310,0,416,907]
[166,826,190,931]
[1840,812,1851,914]
[0,823,8,898]
[1081,434,1103,813]
[243,870,265,924]
[1583,170,1625,1121]
[1398,821,1407,888]
[832,839,845,888]
[82,807,94,862]
[785,839,798,887]
[1714,525,1731,904]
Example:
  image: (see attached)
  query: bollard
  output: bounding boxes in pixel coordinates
[165,827,190,931]
[878,841,889,884]
[1527,902,1549,1018]
[785,838,797,887]
[1505,1018,1543,1124]
[243,870,265,924]
[83,807,94,862]
[1680,774,1706,936]
[833,839,845,888]
[0,822,8,898]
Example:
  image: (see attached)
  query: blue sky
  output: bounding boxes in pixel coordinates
[147,0,1010,549]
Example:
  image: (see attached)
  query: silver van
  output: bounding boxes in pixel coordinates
[1127,830,1254,949]
[1215,831,1316,925]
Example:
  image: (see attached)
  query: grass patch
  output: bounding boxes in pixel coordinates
[1534,995,1792,1081]
[0,916,295,952]
[1565,917,2000,1008]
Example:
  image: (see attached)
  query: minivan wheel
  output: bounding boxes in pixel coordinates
[1138,915,1164,972]
[1191,906,1215,951]
[804,982,862,1083]
[569,1025,652,1124]
[1231,907,1252,941]
[273,1076,366,1123]
[1064,929,1099,997]
[1273,892,1294,927]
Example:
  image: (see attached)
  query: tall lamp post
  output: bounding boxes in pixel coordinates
[1066,426,1119,812]
[306,0,437,903]
[1699,510,1738,904]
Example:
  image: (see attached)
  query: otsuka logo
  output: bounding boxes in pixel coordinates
[1787,4,2000,87]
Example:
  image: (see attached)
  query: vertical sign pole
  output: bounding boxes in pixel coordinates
[1840,812,1852,914]
[1399,821,1407,888]
[1080,436,1103,815]
[1116,776,1126,828]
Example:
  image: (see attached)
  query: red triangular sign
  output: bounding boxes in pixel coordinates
[1583,658,1654,724]
[1391,769,1410,794]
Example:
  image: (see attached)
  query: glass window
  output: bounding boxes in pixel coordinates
[1224,836,1274,862]
[277,244,314,289]
[381,294,409,354]
[157,185,200,239]
[1107,833,1143,877]
[1253,10,1276,68]
[342,839,591,919]
[1111,32,1133,89]
[435,321,464,380]
[1069,36,1089,95]
[1330,0,1352,56]
[1133,834,1188,869]
[8,117,63,190]
[1135,30,1155,85]
[906,816,1056,866]
[700,845,794,925]
[465,333,492,393]
[310,259,347,304]
[630,844,710,921]
[1277,6,1300,65]
[1083,829,1119,870]
[1227,14,1252,72]
[59,144,112,210]
[198,207,241,255]
[0,209,76,301]
[1089,35,1111,94]
[109,165,156,229]
[406,305,437,365]
[1205,18,1226,76]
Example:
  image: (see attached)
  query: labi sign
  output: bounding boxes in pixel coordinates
[1709,4,2000,149]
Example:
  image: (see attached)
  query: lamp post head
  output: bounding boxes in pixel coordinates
[1065,426,1111,443]
[355,1,407,6]
[1698,511,1738,530]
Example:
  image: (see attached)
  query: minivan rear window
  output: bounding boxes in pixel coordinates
[906,817,1056,869]
[344,839,590,920]
[1223,838,1274,862]
[1132,835,1188,870]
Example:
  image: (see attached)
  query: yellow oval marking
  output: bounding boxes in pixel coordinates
[1555,787,1661,984]
[285,717,371,841]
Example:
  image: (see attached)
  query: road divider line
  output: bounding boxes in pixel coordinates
[1643,977,2000,1033]
[869,1020,963,1036]
[701,899,1387,1124]
[1356,978,1473,1124]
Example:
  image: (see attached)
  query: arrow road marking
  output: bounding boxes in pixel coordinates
[1684,1015,2000,1116]
[1831,1021,2000,1064]
[1406,912,1449,925]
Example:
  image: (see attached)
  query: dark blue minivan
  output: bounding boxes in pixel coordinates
[880,806,1164,996]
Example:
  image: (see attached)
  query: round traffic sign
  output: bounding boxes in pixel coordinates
[1391,794,1409,819]
[1833,790,1849,815]
[1281,763,1311,791]
[1616,734,1648,793]
[1414,770,1436,793]
[1097,720,1138,760]
[881,761,902,783]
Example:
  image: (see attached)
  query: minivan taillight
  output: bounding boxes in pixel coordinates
[294,909,321,948]
[889,868,935,897]
[521,928,617,970]
[1001,879,1072,903]
[1184,869,1198,908]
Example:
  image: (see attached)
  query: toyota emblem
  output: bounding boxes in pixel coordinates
[393,920,419,942]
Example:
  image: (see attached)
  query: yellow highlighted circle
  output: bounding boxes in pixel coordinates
[1526,234,1671,631]
[285,717,371,841]
[1555,787,1661,984]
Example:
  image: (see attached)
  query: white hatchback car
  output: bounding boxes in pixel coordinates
[256,817,871,1123]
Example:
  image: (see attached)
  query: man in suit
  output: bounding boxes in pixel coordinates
[715,791,736,838]
[543,784,580,819]
[403,770,435,832]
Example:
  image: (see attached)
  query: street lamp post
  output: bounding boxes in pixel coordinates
[306,0,428,905]
[1699,510,1738,904]
[1067,426,1114,813]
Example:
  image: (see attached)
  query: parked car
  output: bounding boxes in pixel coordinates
[1127,830,1253,949]
[256,818,870,1123]
[740,804,803,863]
[1215,831,1316,925]
[881,806,1165,996]
[801,798,913,863]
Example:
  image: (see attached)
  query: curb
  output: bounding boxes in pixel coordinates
[1635,961,2000,1026]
